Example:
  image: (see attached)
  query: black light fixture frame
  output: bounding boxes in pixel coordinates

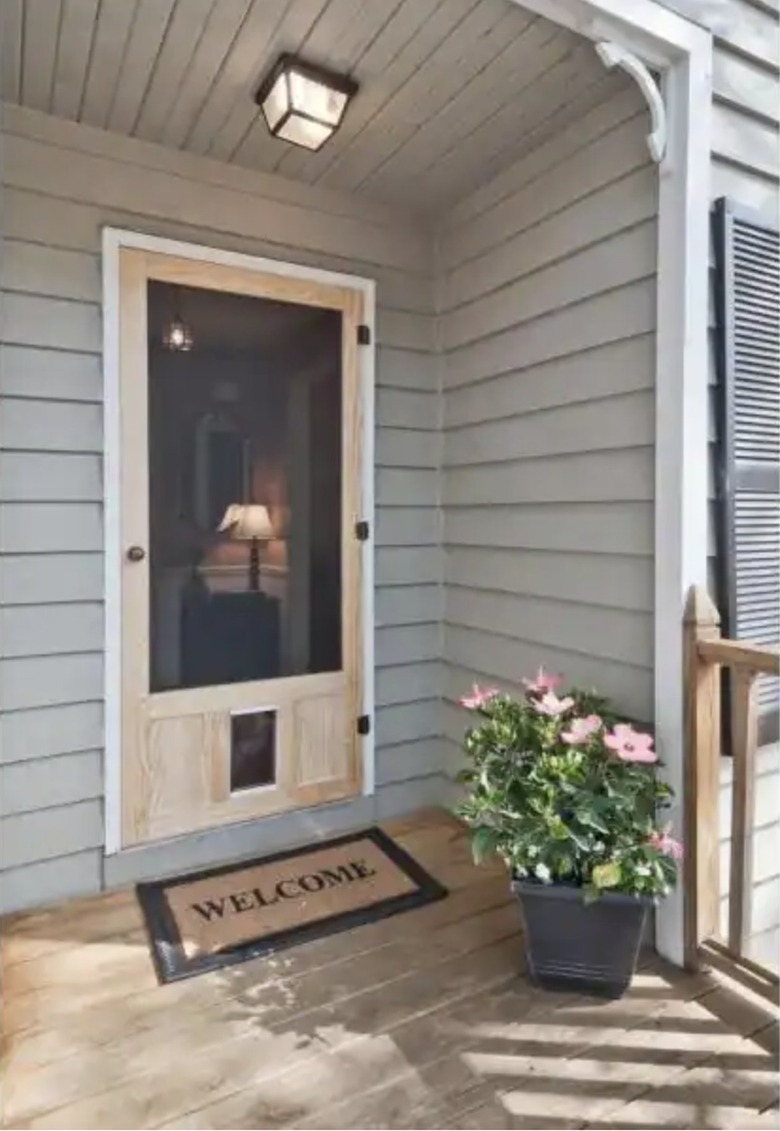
[254,53,359,151]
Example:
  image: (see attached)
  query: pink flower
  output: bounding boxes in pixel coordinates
[460,683,500,710]
[605,724,657,764]
[533,691,575,718]
[649,827,683,861]
[561,714,602,745]
[522,666,564,696]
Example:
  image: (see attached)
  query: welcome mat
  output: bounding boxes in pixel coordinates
[137,828,447,983]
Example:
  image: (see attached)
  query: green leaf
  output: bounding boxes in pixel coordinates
[575,808,609,834]
[472,826,500,865]
[564,826,591,851]
[591,861,621,889]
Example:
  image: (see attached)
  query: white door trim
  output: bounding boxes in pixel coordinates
[510,0,713,966]
[102,228,377,856]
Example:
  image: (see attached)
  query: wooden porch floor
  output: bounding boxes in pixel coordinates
[2,809,778,1130]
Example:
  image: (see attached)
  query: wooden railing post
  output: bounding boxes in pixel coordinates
[683,585,722,968]
[728,668,759,954]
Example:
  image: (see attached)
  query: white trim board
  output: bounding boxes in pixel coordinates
[510,0,713,967]
[101,228,377,857]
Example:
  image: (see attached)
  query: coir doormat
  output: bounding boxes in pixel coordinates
[137,827,447,983]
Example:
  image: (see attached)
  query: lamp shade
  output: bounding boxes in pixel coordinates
[218,504,274,541]
[255,54,357,151]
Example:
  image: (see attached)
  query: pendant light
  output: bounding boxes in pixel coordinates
[163,286,194,352]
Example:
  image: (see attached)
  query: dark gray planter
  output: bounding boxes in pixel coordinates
[511,878,653,999]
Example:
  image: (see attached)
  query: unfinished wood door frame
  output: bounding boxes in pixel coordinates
[102,228,376,855]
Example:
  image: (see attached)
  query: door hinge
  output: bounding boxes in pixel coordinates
[355,520,370,541]
[357,323,371,345]
[357,715,371,736]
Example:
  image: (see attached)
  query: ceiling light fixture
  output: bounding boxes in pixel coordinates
[255,54,358,151]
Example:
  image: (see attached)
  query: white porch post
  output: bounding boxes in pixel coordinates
[652,42,712,966]
[510,0,713,965]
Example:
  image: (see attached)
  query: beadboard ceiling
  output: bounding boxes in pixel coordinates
[0,0,624,214]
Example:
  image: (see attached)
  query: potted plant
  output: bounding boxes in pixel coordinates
[455,668,682,999]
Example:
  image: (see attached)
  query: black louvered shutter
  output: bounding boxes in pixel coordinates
[713,198,780,748]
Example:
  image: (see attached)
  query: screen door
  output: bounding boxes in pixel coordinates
[116,247,365,847]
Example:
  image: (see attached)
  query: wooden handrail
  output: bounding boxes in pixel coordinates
[697,639,780,676]
[684,585,780,976]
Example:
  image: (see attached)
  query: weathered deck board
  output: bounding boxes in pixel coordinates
[1,809,777,1130]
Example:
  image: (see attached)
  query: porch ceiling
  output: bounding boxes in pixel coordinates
[0,0,625,215]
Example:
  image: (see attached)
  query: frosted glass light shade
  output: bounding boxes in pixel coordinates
[276,115,333,151]
[256,55,357,151]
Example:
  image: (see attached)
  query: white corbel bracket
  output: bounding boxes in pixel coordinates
[595,41,667,164]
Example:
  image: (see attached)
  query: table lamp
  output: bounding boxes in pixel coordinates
[218,504,274,591]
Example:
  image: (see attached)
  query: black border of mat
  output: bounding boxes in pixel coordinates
[136,826,448,983]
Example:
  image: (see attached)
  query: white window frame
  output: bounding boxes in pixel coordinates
[512,0,712,966]
[102,228,377,857]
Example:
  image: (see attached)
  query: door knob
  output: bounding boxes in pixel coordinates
[126,545,146,562]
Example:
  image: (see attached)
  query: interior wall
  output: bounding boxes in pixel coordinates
[0,102,441,911]
[436,82,659,778]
